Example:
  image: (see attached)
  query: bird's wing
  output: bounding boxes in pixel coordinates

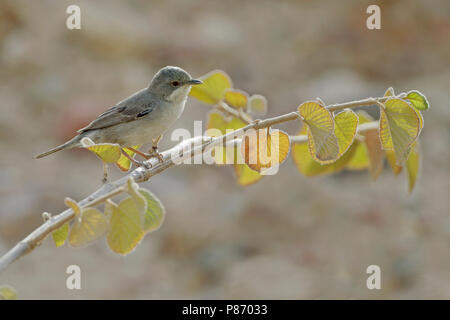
[77,91,154,133]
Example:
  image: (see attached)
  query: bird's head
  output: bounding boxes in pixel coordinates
[148,66,202,103]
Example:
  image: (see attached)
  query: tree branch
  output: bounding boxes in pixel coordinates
[0,95,388,273]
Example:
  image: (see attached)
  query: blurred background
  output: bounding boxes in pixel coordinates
[0,0,449,299]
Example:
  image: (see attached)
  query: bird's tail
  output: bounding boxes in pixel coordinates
[33,136,81,159]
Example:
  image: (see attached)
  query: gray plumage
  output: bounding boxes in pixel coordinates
[34,66,201,159]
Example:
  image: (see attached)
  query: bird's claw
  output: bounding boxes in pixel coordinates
[148,146,164,163]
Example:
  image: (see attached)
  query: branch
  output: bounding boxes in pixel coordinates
[0,95,388,273]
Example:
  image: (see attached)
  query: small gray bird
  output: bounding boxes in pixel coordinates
[34,66,202,164]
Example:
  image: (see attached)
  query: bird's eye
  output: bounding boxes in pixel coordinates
[171,81,180,87]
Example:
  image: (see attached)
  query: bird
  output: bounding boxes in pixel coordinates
[34,66,202,167]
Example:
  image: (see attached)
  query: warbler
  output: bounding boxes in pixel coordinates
[34,66,202,165]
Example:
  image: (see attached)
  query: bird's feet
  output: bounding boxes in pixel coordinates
[146,145,164,163]
[121,148,152,169]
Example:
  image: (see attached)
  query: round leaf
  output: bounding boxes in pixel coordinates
[298,101,339,163]
[406,90,429,111]
[241,129,290,172]
[224,89,248,110]
[189,70,232,105]
[69,207,108,248]
[248,94,268,116]
[52,223,69,248]
[139,189,165,234]
[379,98,420,165]
[107,198,145,255]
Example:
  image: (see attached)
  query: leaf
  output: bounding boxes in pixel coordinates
[52,223,69,248]
[248,94,268,116]
[206,112,247,135]
[356,110,374,124]
[224,89,248,110]
[234,163,263,185]
[406,142,420,193]
[0,285,17,300]
[292,135,358,177]
[107,197,145,255]
[206,112,247,165]
[385,150,403,175]
[139,189,165,234]
[379,98,420,165]
[241,129,290,172]
[69,207,108,248]
[116,146,140,171]
[65,198,81,216]
[346,141,370,171]
[298,101,339,163]
[126,178,146,211]
[189,70,232,105]
[87,144,121,163]
[406,90,429,111]
[334,109,358,157]
[363,129,384,180]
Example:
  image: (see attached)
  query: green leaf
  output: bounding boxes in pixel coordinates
[234,163,263,186]
[334,109,358,157]
[52,223,69,248]
[292,127,358,176]
[379,98,420,165]
[69,207,108,248]
[0,285,17,300]
[139,189,165,234]
[298,101,339,163]
[406,90,429,111]
[346,141,369,171]
[107,197,145,255]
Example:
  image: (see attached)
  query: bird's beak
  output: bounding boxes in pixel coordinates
[186,79,203,86]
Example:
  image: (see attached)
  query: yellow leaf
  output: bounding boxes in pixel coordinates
[115,145,140,171]
[356,110,374,125]
[241,129,290,172]
[334,109,358,157]
[206,112,247,165]
[248,94,268,116]
[64,198,81,216]
[189,70,232,105]
[298,101,339,163]
[139,189,165,234]
[363,129,384,180]
[107,198,145,255]
[224,89,248,110]
[379,98,420,165]
[385,150,402,175]
[52,223,69,248]
[292,135,358,177]
[87,144,121,163]
[406,142,420,193]
[406,90,429,111]
[69,207,108,247]
[234,164,263,186]
[206,112,228,136]
[0,285,17,300]
[346,141,370,171]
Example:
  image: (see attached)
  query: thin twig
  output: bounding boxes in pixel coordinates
[0,95,390,273]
